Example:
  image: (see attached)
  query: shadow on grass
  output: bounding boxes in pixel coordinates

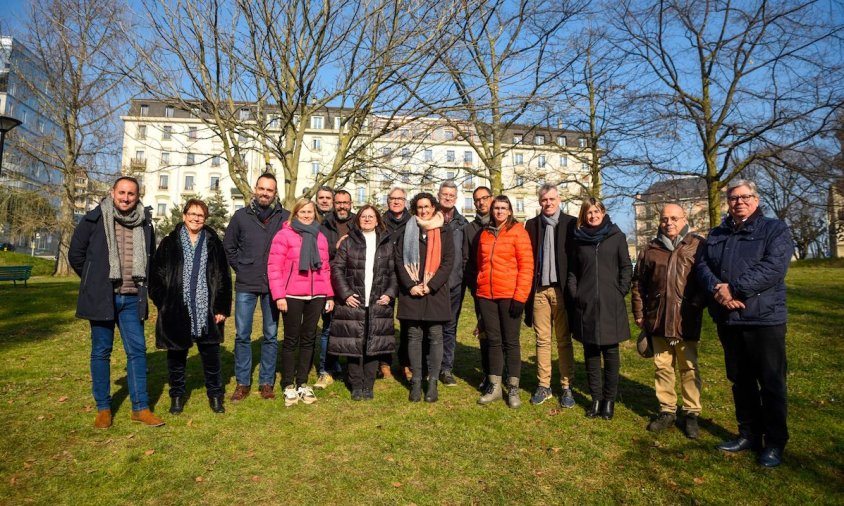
[0,280,81,349]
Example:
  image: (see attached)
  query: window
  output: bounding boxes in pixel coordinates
[444,129,455,141]
[239,153,247,169]
[137,125,146,140]
[557,136,566,147]
[211,155,220,167]
[37,120,45,133]
[447,171,455,180]
[184,175,194,191]
[516,199,525,212]
[210,176,220,190]
[516,175,525,186]
[139,104,149,117]
[239,108,250,120]
[186,153,195,165]
[399,129,409,139]
[190,107,200,118]
[578,137,587,148]
[158,174,169,190]
[157,203,167,216]
[188,126,197,140]
[534,134,545,145]
[463,151,473,163]
[401,173,410,184]
[513,134,523,144]
[538,155,546,168]
[161,152,170,165]
[268,115,281,129]
[162,126,172,140]
[311,116,323,129]
[134,150,145,161]
[424,149,433,162]
[164,106,174,118]
[334,116,343,130]
[312,162,320,176]
[464,197,473,212]
[312,138,322,151]
[382,147,392,158]
[401,148,410,160]
[446,150,455,162]
[582,162,588,171]
[356,186,366,204]
[560,155,568,167]
[514,152,524,165]
[237,132,247,143]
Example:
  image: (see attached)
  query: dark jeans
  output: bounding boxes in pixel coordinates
[281,297,325,388]
[441,283,465,373]
[477,298,522,379]
[583,343,620,401]
[718,324,789,448]
[167,343,223,399]
[406,320,443,382]
[318,311,341,375]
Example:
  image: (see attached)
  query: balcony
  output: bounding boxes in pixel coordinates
[129,158,147,170]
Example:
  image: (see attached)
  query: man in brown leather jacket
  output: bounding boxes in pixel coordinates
[632,204,706,438]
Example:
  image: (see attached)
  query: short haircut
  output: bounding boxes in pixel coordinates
[576,197,607,228]
[113,176,140,192]
[491,195,517,230]
[183,198,209,217]
[388,187,407,197]
[256,172,277,185]
[316,185,334,196]
[410,192,439,216]
[726,179,757,196]
[334,189,352,200]
[288,198,321,224]
[439,180,458,192]
[472,186,492,198]
[537,183,559,199]
[355,204,384,231]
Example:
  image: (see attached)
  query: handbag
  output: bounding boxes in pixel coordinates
[636,330,653,358]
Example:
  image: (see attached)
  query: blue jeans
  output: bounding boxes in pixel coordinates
[90,294,150,412]
[234,292,279,386]
[317,311,341,375]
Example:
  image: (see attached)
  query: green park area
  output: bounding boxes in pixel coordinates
[0,254,842,505]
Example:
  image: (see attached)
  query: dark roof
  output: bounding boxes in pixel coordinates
[637,177,709,203]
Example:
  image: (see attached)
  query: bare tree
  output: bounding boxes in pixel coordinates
[613,0,844,227]
[16,0,136,275]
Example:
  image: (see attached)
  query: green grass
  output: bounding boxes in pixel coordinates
[0,251,56,277]
[0,263,842,505]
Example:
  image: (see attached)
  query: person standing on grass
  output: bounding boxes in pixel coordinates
[394,192,454,403]
[567,197,632,421]
[696,179,792,468]
[463,186,493,390]
[631,204,705,438]
[524,184,577,409]
[68,176,163,428]
[268,199,334,407]
[437,181,468,388]
[223,173,289,402]
[381,187,412,380]
[149,199,232,415]
[329,205,398,400]
[314,189,355,390]
[475,196,534,408]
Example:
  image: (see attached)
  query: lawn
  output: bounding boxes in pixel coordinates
[0,261,842,505]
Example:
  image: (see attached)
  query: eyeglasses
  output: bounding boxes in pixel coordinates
[473,195,491,203]
[727,194,756,203]
[334,200,352,206]
[360,214,377,220]
[388,197,406,202]
[439,193,457,200]
[660,216,685,223]
[185,212,206,220]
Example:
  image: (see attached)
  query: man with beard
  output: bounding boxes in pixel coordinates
[437,181,468,386]
[463,186,493,389]
[224,173,290,401]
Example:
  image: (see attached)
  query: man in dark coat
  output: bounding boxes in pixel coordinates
[68,176,163,428]
[223,173,289,401]
[437,181,468,386]
[696,179,793,468]
[632,203,705,438]
[462,185,492,388]
[315,185,334,219]
[380,187,412,378]
[524,184,577,408]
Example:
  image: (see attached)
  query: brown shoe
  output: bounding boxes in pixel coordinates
[94,409,112,429]
[230,384,250,402]
[130,409,165,427]
[259,384,275,400]
[403,367,413,381]
[379,364,394,380]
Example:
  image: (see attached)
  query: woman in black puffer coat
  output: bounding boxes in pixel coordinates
[149,199,232,415]
[329,205,398,400]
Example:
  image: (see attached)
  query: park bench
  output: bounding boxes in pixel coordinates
[0,265,33,286]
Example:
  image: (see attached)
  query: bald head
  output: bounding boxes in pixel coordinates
[659,204,687,240]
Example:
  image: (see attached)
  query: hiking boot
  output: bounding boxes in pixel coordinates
[297,385,317,405]
[259,384,275,400]
[530,386,553,405]
[230,384,250,402]
[379,364,394,380]
[409,379,422,402]
[283,385,298,407]
[559,388,576,409]
[94,409,112,429]
[314,373,334,389]
[478,376,490,392]
[647,412,677,432]
[507,377,522,409]
[683,413,700,439]
[440,370,457,387]
[477,375,502,405]
[130,409,165,427]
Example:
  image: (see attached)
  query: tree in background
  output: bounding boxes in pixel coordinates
[155,190,230,240]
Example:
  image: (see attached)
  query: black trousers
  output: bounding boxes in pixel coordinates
[167,342,222,399]
[281,297,325,388]
[406,320,443,382]
[349,309,379,391]
[583,343,620,401]
[477,298,522,378]
[718,323,789,448]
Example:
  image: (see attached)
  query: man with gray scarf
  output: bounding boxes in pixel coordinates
[524,184,577,408]
[631,203,706,438]
[69,176,163,428]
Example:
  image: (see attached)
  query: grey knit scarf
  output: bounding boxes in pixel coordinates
[101,196,147,283]
[656,224,689,252]
[291,219,323,271]
[540,209,560,285]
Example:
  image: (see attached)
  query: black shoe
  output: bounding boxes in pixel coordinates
[169,396,184,415]
[409,379,422,402]
[647,412,677,432]
[717,437,758,453]
[425,379,439,403]
[758,446,783,468]
[600,400,615,420]
[440,370,457,387]
[363,388,374,400]
[585,399,602,418]
[683,413,699,439]
[209,396,225,414]
[351,389,364,401]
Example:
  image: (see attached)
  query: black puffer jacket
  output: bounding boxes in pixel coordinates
[321,211,357,260]
[329,229,398,357]
[567,223,633,346]
[394,226,454,322]
[149,224,232,350]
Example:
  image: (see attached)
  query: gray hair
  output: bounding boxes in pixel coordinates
[439,180,458,192]
[388,186,407,197]
[726,179,757,196]
[537,183,559,199]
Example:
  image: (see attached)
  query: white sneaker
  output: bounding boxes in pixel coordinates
[283,386,298,407]
[297,385,317,405]
[314,373,334,389]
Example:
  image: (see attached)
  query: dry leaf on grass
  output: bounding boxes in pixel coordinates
[186,419,193,427]
[36,416,45,421]
[144,449,155,456]
[391,482,402,488]
[693,477,705,485]
[195,476,204,483]
[58,396,68,402]
[251,476,261,482]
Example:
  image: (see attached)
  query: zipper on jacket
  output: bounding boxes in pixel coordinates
[488,232,499,298]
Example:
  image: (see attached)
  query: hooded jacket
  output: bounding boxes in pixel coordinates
[267,222,334,300]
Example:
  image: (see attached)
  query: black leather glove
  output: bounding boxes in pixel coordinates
[509,300,525,318]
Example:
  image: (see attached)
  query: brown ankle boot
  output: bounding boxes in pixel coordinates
[94,409,112,429]
[130,409,165,427]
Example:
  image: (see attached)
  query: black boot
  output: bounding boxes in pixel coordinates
[169,396,184,415]
[209,396,225,414]
[425,379,439,403]
[601,400,615,420]
[585,399,602,418]
[409,379,422,402]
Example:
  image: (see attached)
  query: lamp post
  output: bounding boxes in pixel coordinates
[0,115,23,178]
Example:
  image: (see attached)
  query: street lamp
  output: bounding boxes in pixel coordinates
[0,115,23,178]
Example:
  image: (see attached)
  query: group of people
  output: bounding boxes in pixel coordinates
[69,174,792,468]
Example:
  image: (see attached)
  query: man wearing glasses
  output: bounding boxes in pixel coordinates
[696,180,793,468]
[437,181,469,386]
[463,186,493,389]
[381,187,412,378]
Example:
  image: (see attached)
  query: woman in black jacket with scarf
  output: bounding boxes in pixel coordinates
[149,199,232,414]
[567,198,632,420]
[329,205,398,400]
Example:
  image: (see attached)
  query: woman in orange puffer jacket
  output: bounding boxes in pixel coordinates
[475,195,534,408]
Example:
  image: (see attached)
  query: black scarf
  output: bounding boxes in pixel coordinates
[574,215,612,244]
[386,209,410,230]
[291,219,322,271]
[251,198,276,224]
